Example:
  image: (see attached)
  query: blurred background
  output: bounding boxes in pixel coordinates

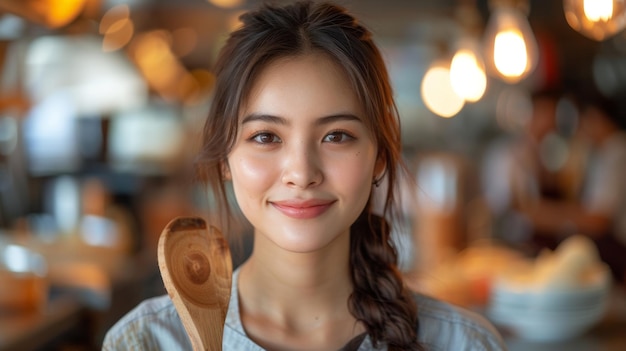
[0,0,625,350]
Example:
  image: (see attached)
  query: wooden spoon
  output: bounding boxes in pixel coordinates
[158,216,233,351]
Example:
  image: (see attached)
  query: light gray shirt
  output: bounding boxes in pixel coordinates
[103,269,506,350]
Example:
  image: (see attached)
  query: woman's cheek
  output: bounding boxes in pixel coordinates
[231,155,276,193]
[327,153,375,196]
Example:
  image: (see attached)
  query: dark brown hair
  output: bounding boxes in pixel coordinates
[196,1,422,349]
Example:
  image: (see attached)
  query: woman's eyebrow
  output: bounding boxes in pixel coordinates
[241,113,362,125]
[241,113,288,125]
[316,114,362,126]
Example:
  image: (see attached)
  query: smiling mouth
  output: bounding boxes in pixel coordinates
[270,200,336,219]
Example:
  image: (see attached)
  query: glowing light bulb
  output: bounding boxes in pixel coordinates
[584,0,613,22]
[483,5,538,83]
[564,0,626,40]
[450,39,487,102]
[494,30,527,77]
[421,64,465,118]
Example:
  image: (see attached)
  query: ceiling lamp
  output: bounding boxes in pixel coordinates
[421,61,465,118]
[450,40,487,102]
[449,1,487,102]
[564,0,626,41]
[483,0,538,84]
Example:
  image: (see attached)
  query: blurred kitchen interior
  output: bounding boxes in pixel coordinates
[1,0,626,350]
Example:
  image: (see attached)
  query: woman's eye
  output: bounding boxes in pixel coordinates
[251,132,281,144]
[323,131,353,143]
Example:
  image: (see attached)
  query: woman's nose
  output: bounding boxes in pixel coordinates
[281,143,323,189]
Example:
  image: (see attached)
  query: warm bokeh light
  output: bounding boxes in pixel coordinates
[132,31,180,93]
[483,6,538,84]
[102,19,134,52]
[450,47,487,102]
[46,0,86,28]
[0,0,86,29]
[130,30,209,103]
[584,0,613,21]
[421,65,465,118]
[494,30,527,78]
[100,5,133,52]
[99,4,129,33]
[171,27,198,57]
[184,69,216,105]
[564,0,626,41]
[208,0,245,9]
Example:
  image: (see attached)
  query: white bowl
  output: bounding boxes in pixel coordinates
[490,282,609,310]
[487,267,611,341]
[489,301,608,341]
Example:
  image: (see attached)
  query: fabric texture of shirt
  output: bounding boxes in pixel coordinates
[103,269,507,350]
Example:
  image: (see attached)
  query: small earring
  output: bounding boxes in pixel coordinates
[372,177,382,188]
[372,168,386,188]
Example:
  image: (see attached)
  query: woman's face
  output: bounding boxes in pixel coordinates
[226,53,382,253]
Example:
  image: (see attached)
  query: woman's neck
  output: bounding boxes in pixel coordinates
[241,228,352,312]
[237,230,364,350]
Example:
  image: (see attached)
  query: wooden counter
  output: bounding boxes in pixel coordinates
[0,295,88,351]
[0,250,162,351]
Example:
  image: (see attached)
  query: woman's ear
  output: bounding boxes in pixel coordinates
[374,153,387,181]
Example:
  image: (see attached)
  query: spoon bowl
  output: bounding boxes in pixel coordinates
[158,217,232,351]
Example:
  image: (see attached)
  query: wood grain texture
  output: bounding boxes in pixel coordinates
[158,216,232,351]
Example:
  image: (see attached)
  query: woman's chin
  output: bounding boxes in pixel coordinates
[262,228,349,254]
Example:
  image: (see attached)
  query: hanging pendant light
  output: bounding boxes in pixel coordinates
[563,0,626,41]
[450,39,487,102]
[422,60,465,118]
[483,0,538,84]
[450,1,487,102]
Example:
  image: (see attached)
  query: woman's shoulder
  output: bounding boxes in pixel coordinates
[102,295,191,350]
[413,292,507,351]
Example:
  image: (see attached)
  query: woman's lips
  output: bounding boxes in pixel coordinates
[270,199,336,219]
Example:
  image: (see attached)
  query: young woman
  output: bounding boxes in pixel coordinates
[103,1,506,350]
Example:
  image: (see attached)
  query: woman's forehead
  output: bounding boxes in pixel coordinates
[239,53,364,122]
